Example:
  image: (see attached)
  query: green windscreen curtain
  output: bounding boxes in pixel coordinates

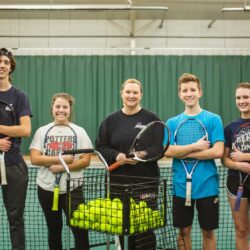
[12,55,250,153]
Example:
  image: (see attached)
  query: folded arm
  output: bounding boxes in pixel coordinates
[222,146,250,174]
[165,136,210,158]
[0,116,31,137]
[184,141,224,160]
[30,149,91,172]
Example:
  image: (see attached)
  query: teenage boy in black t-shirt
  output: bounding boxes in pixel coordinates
[0,48,32,250]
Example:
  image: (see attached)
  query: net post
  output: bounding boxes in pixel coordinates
[162,179,167,226]
[123,185,130,250]
[58,152,71,250]
[66,178,71,250]
[123,186,130,235]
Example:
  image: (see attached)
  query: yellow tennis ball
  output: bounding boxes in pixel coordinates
[96,207,102,214]
[84,220,90,229]
[139,201,147,213]
[100,223,111,232]
[111,216,123,226]
[70,218,76,227]
[130,216,135,226]
[78,220,84,229]
[130,226,135,234]
[100,223,106,232]
[134,204,140,216]
[130,198,135,204]
[79,212,84,220]
[73,210,80,219]
[112,198,123,210]
[87,199,96,207]
[78,203,87,212]
[103,198,112,208]
[70,218,79,227]
[95,198,103,207]
[100,215,108,224]
[117,209,122,216]
[143,207,152,224]
[89,207,96,222]
[91,222,100,230]
[111,225,122,234]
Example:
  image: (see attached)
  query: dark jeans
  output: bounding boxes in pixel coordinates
[38,185,89,250]
[1,161,28,250]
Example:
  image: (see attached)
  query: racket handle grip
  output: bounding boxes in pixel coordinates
[108,162,121,172]
[52,187,60,211]
[234,186,243,211]
[62,149,94,155]
[0,153,7,185]
[185,179,192,207]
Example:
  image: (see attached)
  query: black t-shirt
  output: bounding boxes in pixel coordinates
[0,86,32,165]
[95,108,160,181]
[224,118,250,178]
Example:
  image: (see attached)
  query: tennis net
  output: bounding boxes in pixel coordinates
[0,160,235,250]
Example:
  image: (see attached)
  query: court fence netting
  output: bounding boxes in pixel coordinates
[0,160,236,250]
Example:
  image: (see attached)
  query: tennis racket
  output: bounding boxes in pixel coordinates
[174,118,208,206]
[0,100,16,185]
[108,121,170,172]
[232,122,250,211]
[43,124,77,211]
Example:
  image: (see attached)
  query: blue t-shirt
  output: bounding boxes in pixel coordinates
[224,118,250,178]
[166,110,224,199]
[0,86,32,165]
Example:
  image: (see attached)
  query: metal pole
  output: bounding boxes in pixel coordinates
[58,153,71,250]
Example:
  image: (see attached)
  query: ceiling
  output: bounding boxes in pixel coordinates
[0,0,249,20]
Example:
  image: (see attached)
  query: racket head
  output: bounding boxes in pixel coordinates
[128,121,170,162]
[0,100,16,185]
[0,100,16,138]
[233,123,250,153]
[43,124,77,156]
[174,118,208,162]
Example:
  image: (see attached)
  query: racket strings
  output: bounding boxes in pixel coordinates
[175,121,206,146]
[44,126,77,156]
[44,125,78,211]
[133,122,167,160]
[233,125,250,190]
[175,120,207,164]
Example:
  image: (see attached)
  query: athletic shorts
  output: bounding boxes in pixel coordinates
[172,195,219,230]
[227,174,250,199]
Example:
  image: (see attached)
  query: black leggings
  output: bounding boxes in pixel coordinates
[38,186,89,250]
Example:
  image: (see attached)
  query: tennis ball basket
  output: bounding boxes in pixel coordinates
[59,149,174,250]
[69,174,166,236]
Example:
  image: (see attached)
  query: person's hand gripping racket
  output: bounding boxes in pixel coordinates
[0,100,17,185]
[230,122,250,212]
[108,121,170,171]
[174,118,209,206]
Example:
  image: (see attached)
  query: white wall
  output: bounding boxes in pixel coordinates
[1,18,250,53]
